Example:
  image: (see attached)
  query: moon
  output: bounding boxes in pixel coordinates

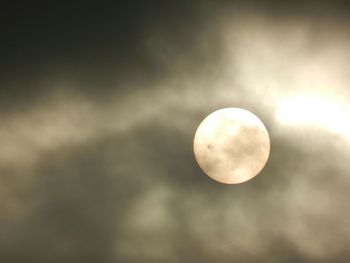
[193,108,270,184]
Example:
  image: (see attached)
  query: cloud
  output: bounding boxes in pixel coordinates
[1,2,350,263]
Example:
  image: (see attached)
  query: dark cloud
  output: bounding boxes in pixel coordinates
[1,1,350,262]
[0,1,218,111]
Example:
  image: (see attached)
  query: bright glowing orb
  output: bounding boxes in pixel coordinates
[193,108,270,184]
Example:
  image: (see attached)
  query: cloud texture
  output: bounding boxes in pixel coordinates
[1,1,350,262]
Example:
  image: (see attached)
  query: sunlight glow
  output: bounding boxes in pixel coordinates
[276,95,350,138]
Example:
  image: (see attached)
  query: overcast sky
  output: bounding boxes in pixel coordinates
[1,1,350,262]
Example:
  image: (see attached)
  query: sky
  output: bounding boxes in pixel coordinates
[1,1,350,262]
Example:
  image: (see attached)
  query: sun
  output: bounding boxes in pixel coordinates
[193,108,270,184]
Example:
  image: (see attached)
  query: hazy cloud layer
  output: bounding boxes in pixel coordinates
[1,1,350,262]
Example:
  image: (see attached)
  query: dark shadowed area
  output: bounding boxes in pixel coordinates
[1,1,350,262]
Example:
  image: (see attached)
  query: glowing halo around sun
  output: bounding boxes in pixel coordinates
[193,108,270,184]
[275,95,350,139]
